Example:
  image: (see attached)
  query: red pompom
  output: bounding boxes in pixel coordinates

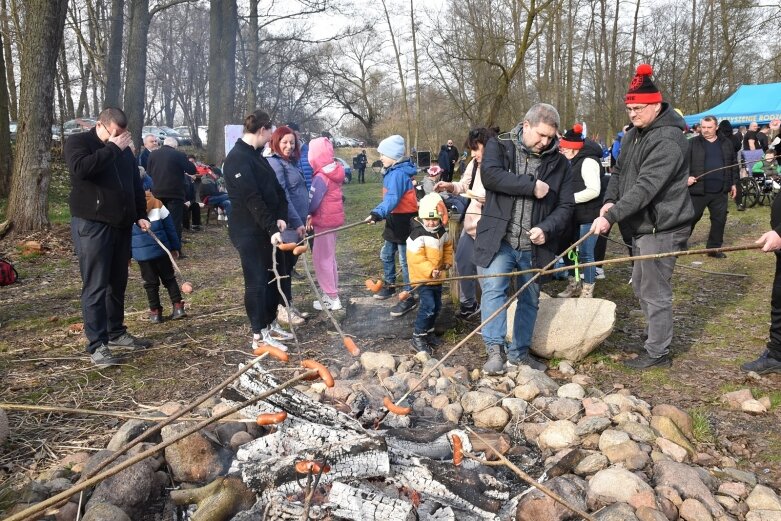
[636,63,653,76]
[573,123,583,134]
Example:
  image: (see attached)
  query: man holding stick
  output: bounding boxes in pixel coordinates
[591,64,694,370]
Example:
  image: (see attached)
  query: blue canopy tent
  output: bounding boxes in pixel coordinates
[684,82,781,127]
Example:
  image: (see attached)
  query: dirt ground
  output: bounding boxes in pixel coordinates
[1,181,780,506]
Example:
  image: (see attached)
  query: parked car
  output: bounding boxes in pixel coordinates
[159,126,191,146]
[9,121,17,142]
[174,125,208,146]
[335,157,352,183]
[63,118,95,135]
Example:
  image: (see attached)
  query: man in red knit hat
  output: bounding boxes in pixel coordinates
[590,64,694,370]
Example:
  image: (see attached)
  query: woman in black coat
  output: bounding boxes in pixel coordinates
[223,109,292,351]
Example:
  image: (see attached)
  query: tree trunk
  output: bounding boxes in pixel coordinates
[5,0,69,232]
[381,0,411,150]
[244,0,258,114]
[0,28,11,197]
[59,42,75,119]
[103,0,124,107]
[206,0,237,164]
[123,0,151,150]
[410,0,421,151]
[1,0,16,121]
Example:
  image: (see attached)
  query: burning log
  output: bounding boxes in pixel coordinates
[329,481,416,521]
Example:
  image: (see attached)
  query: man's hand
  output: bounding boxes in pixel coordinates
[591,216,611,235]
[528,227,546,245]
[108,129,132,150]
[687,176,697,187]
[533,180,549,199]
[434,181,453,193]
[137,218,151,231]
[296,225,306,238]
[276,219,286,232]
[270,232,282,246]
[599,202,614,217]
[756,230,781,252]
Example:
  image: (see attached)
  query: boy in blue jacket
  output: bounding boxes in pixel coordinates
[132,176,186,322]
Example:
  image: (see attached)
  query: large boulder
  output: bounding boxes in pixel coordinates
[506,298,616,361]
[161,423,228,483]
[84,455,159,519]
[516,474,587,521]
[587,467,653,509]
[654,461,725,517]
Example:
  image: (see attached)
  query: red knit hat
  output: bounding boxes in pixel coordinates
[625,64,662,104]
[560,124,585,150]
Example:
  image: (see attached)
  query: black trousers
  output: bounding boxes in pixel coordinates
[277,249,297,307]
[768,254,781,361]
[159,198,184,243]
[232,234,279,333]
[358,167,366,183]
[182,200,202,229]
[690,192,728,248]
[138,255,182,310]
[71,217,131,354]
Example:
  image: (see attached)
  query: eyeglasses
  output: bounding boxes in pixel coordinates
[625,105,649,115]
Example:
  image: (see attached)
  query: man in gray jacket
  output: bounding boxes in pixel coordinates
[591,64,694,370]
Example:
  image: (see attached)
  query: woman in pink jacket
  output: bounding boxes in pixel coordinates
[307,137,346,310]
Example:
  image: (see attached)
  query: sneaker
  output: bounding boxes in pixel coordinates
[740,352,781,374]
[267,320,294,341]
[91,344,124,368]
[290,306,310,319]
[623,352,672,370]
[557,277,582,298]
[148,308,163,323]
[411,333,433,355]
[313,294,342,311]
[595,268,605,280]
[253,330,288,352]
[390,296,417,317]
[426,328,443,347]
[373,286,396,300]
[483,344,506,375]
[277,304,305,326]
[108,332,152,351]
[507,353,547,372]
[170,301,187,320]
[458,302,480,319]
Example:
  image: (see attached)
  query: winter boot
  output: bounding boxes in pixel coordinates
[148,308,163,323]
[580,283,595,298]
[557,277,582,298]
[170,302,187,320]
[482,344,507,375]
[411,333,433,355]
[426,328,443,347]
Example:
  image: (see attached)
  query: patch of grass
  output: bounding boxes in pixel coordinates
[689,407,716,443]
[548,357,561,369]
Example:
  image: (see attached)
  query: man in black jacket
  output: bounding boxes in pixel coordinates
[65,107,152,368]
[686,115,738,256]
[475,103,574,375]
[148,137,196,245]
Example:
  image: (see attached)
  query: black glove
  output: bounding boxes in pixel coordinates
[369,212,383,223]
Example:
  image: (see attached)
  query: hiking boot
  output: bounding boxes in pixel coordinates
[483,345,506,375]
[314,294,342,311]
[411,333,433,355]
[580,283,595,298]
[623,352,672,370]
[390,296,417,317]
[108,332,152,351]
[741,352,781,374]
[458,301,480,319]
[253,330,288,352]
[277,304,305,326]
[707,252,726,259]
[426,328,443,347]
[170,302,187,320]
[508,353,547,372]
[267,320,294,341]
[148,308,163,323]
[91,344,124,368]
[373,286,396,300]
[557,277,582,298]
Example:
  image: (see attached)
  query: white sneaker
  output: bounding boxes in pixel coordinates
[277,304,305,326]
[252,331,288,352]
[595,268,605,280]
[313,294,342,311]
[267,320,295,340]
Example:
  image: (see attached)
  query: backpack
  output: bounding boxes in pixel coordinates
[0,258,18,286]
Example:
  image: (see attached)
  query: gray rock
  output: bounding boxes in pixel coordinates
[602,440,643,464]
[574,453,609,476]
[720,389,754,409]
[215,422,246,446]
[46,477,74,496]
[473,407,510,430]
[587,467,653,508]
[506,297,616,361]
[431,394,450,410]
[595,502,639,521]
[461,391,499,414]
[599,429,631,451]
[85,455,158,519]
[18,480,49,503]
[538,420,579,450]
[650,416,696,458]
[620,421,657,444]
[656,438,688,462]
[679,498,713,521]
[55,501,79,521]
[557,383,585,400]
[558,360,576,375]
[576,416,612,436]
[106,419,154,451]
[654,460,725,517]
[501,398,529,420]
[516,474,587,521]
[548,398,583,421]
[82,503,132,521]
[747,484,781,511]
[546,449,587,478]
[514,382,542,401]
[360,351,396,372]
[636,506,670,521]
[651,404,694,439]
[714,467,757,487]
[161,423,226,483]
[442,403,463,424]
[746,512,781,521]
[230,431,254,451]
[515,365,560,395]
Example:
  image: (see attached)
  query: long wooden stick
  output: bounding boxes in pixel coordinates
[0,403,250,423]
[145,228,182,276]
[300,248,353,348]
[3,369,319,521]
[465,427,598,521]
[381,232,594,423]
[296,217,371,245]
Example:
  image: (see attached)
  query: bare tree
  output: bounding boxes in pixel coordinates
[206,0,237,163]
[103,0,124,107]
[1,0,17,121]
[0,27,11,197]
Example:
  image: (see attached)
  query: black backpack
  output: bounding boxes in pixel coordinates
[0,258,18,286]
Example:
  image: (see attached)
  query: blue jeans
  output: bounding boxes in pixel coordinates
[207,193,232,218]
[414,285,442,333]
[380,240,410,291]
[478,242,539,359]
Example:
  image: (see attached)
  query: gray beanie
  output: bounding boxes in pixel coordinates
[377,135,405,161]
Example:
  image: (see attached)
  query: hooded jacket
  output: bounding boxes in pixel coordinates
[308,137,345,229]
[65,128,146,228]
[570,139,604,224]
[405,218,454,285]
[268,153,309,230]
[474,129,574,270]
[604,103,694,236]
[131,192,181,261]
[371,158,418,243]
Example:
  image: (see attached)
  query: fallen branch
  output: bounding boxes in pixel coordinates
[146,228,181,276]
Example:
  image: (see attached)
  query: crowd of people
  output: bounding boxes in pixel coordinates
[65,63,781,376]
